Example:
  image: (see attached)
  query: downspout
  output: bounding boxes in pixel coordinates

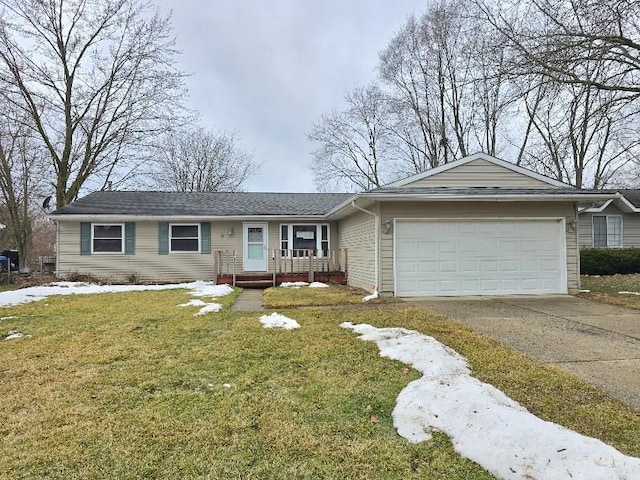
[351,200,379,293]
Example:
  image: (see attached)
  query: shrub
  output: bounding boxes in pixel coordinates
[580,248,640,275]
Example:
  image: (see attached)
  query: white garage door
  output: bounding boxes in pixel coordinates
[395,220,566,296]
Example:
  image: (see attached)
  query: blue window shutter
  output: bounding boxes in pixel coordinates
[125,222,135,255]
[80,222,91,255]
[158,222,169,255]
[201,222,211,254]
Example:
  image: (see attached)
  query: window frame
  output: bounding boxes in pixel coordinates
[279,223,330,258]
[91,223,125,254]
[592,215,623,248]
[169,223,201,253]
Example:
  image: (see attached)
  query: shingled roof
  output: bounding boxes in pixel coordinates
[50,191,354,217]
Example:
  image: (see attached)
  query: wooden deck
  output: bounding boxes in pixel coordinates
[214,249,347,288]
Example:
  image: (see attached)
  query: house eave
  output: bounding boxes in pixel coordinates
[581,195,640,213]
[48,214,330,222]
[357,192,619,202]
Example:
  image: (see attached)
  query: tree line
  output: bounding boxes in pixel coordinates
[0,0,256,269]
[309,0,640,192]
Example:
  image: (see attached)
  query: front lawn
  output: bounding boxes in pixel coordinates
[580,274,640,309]
[1,289,639,478]
[263,283,391,308]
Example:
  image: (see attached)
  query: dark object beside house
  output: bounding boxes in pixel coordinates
[0,250,18,271]
[580,248,640,275]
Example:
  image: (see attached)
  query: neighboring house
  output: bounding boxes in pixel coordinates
[578,190,640,248]
[49,153,613,297]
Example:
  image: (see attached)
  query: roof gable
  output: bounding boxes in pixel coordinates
[386,153,572,190]
[581,189,640,213]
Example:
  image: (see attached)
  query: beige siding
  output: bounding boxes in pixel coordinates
[403,159,554,189]
[338,209,377,292]
[57,220,340,282]
[578,205,640,248]
[379,201,579,295]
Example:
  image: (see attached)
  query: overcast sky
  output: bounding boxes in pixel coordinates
[154,0,423,193]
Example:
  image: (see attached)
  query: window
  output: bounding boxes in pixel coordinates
[170,224,200,252]
[279,224,329,257]
[593,215,622,247]
[92,224,124,253]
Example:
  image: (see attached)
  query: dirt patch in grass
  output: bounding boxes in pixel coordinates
[580,274,640,309]
[264,284,399,308]
[1,293,639,478]
[581,274,640,293]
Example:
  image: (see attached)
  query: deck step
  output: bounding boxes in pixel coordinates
[235,279,274,288]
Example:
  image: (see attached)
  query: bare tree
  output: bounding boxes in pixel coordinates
[0,106,46,268]
[473,0,640,98]
[0,0,187,208]
[152,127,257,192]
[470,0,640,187]
[379,1,514,174]
[308,84,393,192]
[518,78,640,188]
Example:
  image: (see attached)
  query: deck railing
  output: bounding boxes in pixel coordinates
[214,250,237,284]
[272,249,347,283]
[214,248,347,284]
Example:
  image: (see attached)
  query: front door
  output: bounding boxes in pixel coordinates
[243,223,268,271]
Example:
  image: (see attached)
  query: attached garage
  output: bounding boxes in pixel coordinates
[394,219,567,296]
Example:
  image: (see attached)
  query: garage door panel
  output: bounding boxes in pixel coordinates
[395,220,566,296]
[417,261,436,273]
[417,241,436,255]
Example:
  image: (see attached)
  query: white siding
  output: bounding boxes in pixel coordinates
[338,208,377,292]
[57,220,340,282]
[402,159,554,189]
[578,205,640,248]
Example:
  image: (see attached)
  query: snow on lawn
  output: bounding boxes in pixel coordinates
[4,330,24,340]
[342,322,640,480]
[280,282,308,288]
[194,303,222,315]
[259,312,300,330]
[309,282,328,288]
[178,282,232,315]
[0,281,233,308]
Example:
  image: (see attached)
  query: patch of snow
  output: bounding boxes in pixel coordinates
[259,312,300,330]
[4,330,23,340]
[0,281,232,308]
[309,282,329,288]
[280,282,308,288]
[341,322,640,480]
[618,291,640,295]
[188,282,234,298]
[177,299,208,307]
[194,303,222,315]
[363,289,379,302]
[0,316,17,321]
[579,289,591,293]
[223,383,231,388]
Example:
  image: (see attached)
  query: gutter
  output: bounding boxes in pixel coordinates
[357,192,620,202]
[351,200,379,294]
[47,214,330,222]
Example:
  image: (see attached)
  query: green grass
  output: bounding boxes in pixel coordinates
[264,284,393,308]
[580,274,640,309]
[1,291,639,478]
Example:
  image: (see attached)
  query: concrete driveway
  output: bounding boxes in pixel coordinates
[409,295,640,411]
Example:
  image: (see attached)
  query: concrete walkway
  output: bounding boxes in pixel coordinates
[410,295,640,410]
[230,288,264,311]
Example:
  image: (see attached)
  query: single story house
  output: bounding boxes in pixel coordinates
[49,153,614,297]
[578,190,640,248]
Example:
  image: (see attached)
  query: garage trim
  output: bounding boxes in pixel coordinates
[393,217,568,297]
